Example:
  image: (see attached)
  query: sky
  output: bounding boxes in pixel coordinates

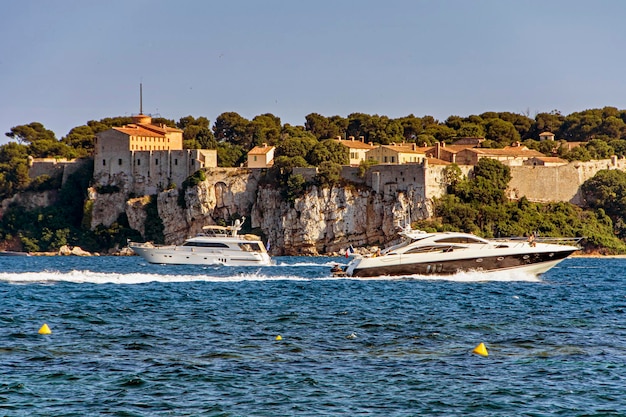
[1,0,625,143]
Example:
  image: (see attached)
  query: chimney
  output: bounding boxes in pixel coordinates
[349,136,355,141]
[359,136,364,142]
[263,143,267,148]
[412,143,416,151]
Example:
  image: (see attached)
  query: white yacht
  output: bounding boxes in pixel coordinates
[129,219,271,266]
[339,227,581,278]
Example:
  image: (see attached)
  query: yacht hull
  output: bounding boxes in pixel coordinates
[129,244,271,266]
[346,247,577,278]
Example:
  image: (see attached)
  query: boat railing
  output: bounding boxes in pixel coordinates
[493,236,583,247]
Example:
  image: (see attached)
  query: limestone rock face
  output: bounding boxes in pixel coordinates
[89,188,129,229]
[125,196,151,237]
[0,190,58,218]
[90,168,428,255]
[255,185,423,256]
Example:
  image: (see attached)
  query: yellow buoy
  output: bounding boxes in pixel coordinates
[275,335,282,341]
[473,342,488,357]
[38,323,51,335]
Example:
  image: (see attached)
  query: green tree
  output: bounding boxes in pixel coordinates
[315,161,342,187]
[249,113,282,147]
[61,125,95,156]
[307,139,348,166]
[305,113,346,139]
[0,142,30,198]
[5,122,56,144]
[213,112,251,148]
[484,119,520,146]
[216,142,245,167]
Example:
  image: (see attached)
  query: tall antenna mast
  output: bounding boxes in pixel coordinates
[139,83,143,115]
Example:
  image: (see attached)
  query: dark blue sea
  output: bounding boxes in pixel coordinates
[1,255,625,416]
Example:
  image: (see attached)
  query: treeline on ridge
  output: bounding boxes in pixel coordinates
[3,107,626,253]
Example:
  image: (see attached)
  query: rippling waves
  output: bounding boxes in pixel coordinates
[1,256,625,416]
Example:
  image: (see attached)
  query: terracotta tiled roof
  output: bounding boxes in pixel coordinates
[426,157,451,165]
[466,146,544,157]
[380,144,430,154]
[335,139,376,150]
[113,123,182,138]
[248,145,275,155]
[438,144,476,153]
[113,124,165,138]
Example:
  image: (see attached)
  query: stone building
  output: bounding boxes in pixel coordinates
[454,145,544,166]
[427,142,477,163]
[247,143,275,168]
[94,114,217,195]
[365,143,430,164]
[523,156,568,167]
[334,137,377,166]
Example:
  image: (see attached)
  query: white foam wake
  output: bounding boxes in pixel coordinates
[0,270,310,285]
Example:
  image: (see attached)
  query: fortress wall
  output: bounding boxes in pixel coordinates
[28,158,92,186]
[28,161,67,180]
[424,164,473,201]
[509,165,582,204]
[365,164,426,193]
[509,158,626,205]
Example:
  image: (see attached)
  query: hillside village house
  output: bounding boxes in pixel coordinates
[427,142,477,163]
[94,114,217,195]
[539,131,556,141]
[365,143,431,164]
[247,143,275,168]
[334,136,377,166]
[454,145,544,166]
[523,156,568,167]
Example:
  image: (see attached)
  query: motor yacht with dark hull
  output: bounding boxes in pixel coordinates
[129,219,271,266]
[340,228,581,278]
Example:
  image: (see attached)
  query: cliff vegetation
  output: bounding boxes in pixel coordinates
[4,108,626,253]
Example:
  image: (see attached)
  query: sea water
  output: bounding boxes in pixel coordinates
[0,256,625,416]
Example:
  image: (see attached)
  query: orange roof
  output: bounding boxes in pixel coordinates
[426,157,451,165]
[379,144,430,154]
[465,147,544,157]
[112,123,181,138]
[248,145,275,155]
[437,144,476,153]
[335,139,376,150]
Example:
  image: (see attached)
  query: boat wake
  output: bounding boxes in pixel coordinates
[0,270,310,284]
[0,267,542,284]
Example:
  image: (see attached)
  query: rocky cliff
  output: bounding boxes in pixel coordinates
[91,168,428,255]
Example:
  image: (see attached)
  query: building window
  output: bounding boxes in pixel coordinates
[103,159,106,166]
[118,159,122,165]
[155,158,159,165]
[174,158,178,165]
[391,156,396,163]
[137,159,141,166]
[254,156,257,161]
[384,156,388,163]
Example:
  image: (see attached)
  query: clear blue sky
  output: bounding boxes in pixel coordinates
[1,0,625,143]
